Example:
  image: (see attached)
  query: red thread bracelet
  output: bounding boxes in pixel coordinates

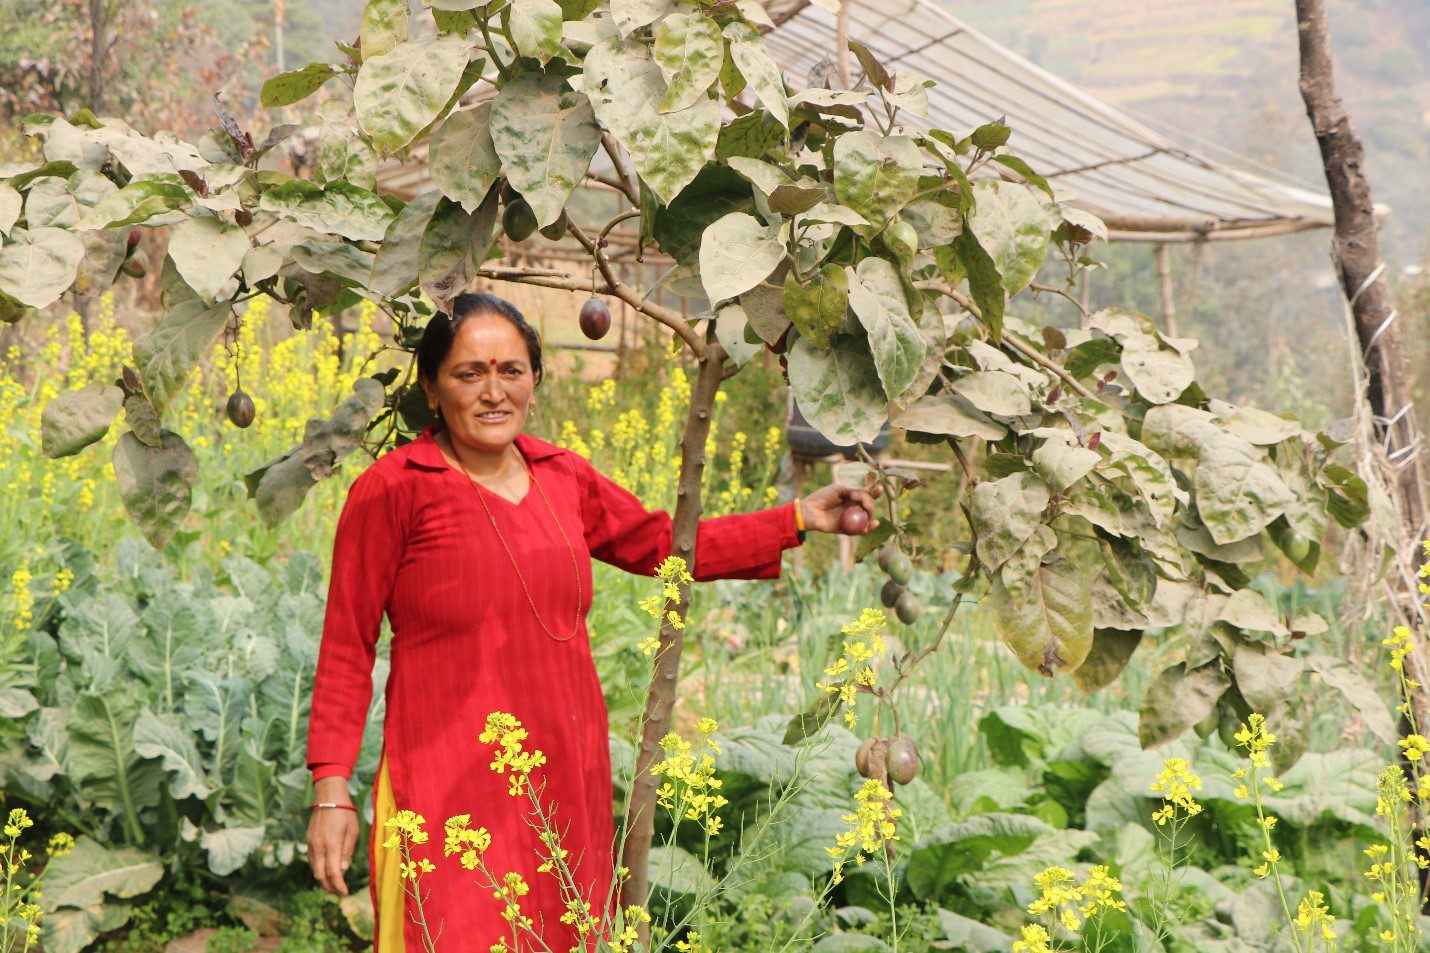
[309,802,358,812]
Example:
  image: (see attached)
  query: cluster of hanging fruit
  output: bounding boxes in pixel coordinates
[877,541,920,624]
[855,733,920,785]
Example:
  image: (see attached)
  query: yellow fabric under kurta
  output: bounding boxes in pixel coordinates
[374,752,406,952]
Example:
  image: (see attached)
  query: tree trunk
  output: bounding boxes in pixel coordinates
[1293,0,1427,540]
[1294,0,1430,903]
[88,0,109,114]
[620,321,726,940]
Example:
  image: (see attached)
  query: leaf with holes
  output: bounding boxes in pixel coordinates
[654,11,722,112]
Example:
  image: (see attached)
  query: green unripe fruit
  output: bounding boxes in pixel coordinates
[886,552,914,586]
[879,579,904,608]
[1193,711,1218,739]
[894,590,920,625]
[503,198,538,242]
[886,220,918,257]
[1280,531,1312,564]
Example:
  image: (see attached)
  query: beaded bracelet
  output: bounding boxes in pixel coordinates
[309,802,358,812]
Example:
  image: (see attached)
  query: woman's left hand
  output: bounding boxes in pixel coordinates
[799,482,883,535]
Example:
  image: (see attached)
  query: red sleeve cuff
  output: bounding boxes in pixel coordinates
[310,763,352,782]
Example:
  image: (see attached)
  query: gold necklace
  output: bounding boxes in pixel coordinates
[454,442,583,643]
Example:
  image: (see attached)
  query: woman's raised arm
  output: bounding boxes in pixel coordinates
[574,454,803,581]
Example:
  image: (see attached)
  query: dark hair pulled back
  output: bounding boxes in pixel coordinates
[417,292,544,432]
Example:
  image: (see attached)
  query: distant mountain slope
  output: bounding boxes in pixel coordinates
[951,0,1428,256]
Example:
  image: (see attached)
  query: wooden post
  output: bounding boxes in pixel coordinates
[1154,243,1179,337]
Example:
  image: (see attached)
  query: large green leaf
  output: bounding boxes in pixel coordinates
[0,183,20,234]
[41,902,133,953]
[354,32,474,153]
[832,131,919,236]
[951,370,1031,419]
[1138,662,1228,748]
[418,193,499,302]
[650,162,754,264]
[787,333,886,446]
[111,430,198,550]
[988,529,1096,676]
[75,174,190,230]
[131,298,232,417]
[66,691,167,821]
[648,843,717,896]
[654,11,723,112]
[167,215,249,302]
[360,0,409,60]
[583,34,719,204]
[970,472,1050,571]
[1232,642,1303,714]
[698,211,783,303]
[491,74,601,228]
[260,63,339,108]
[845,256,923,399]
[966,179,1054,295]
[1194,432,1293,545]
[429,104,501,214]
[0,226,85,307]
[41,382,123,458]
[1305,654,1396,747]
[41,836,162,912]
[783,264,849,350]
[1120,334,1196,405]
[258,179,394,241]
[904,814,1052,899]
[723,21,789,128]
[370,190,442,297]
[509,0,563,62]
[889,393,1005,441]
[1260,749,1379,828]
[132,709,211,800]
[201,824,266,877]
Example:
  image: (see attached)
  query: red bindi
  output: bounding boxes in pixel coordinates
[489,358,496,365]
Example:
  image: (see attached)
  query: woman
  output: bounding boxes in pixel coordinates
[305,292,882,952]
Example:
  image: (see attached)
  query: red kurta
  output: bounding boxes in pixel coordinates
[306,424,804,952]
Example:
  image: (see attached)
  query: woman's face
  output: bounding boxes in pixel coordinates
[421,313,536,453]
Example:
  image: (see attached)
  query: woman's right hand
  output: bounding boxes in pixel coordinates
[307,776,359,896]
